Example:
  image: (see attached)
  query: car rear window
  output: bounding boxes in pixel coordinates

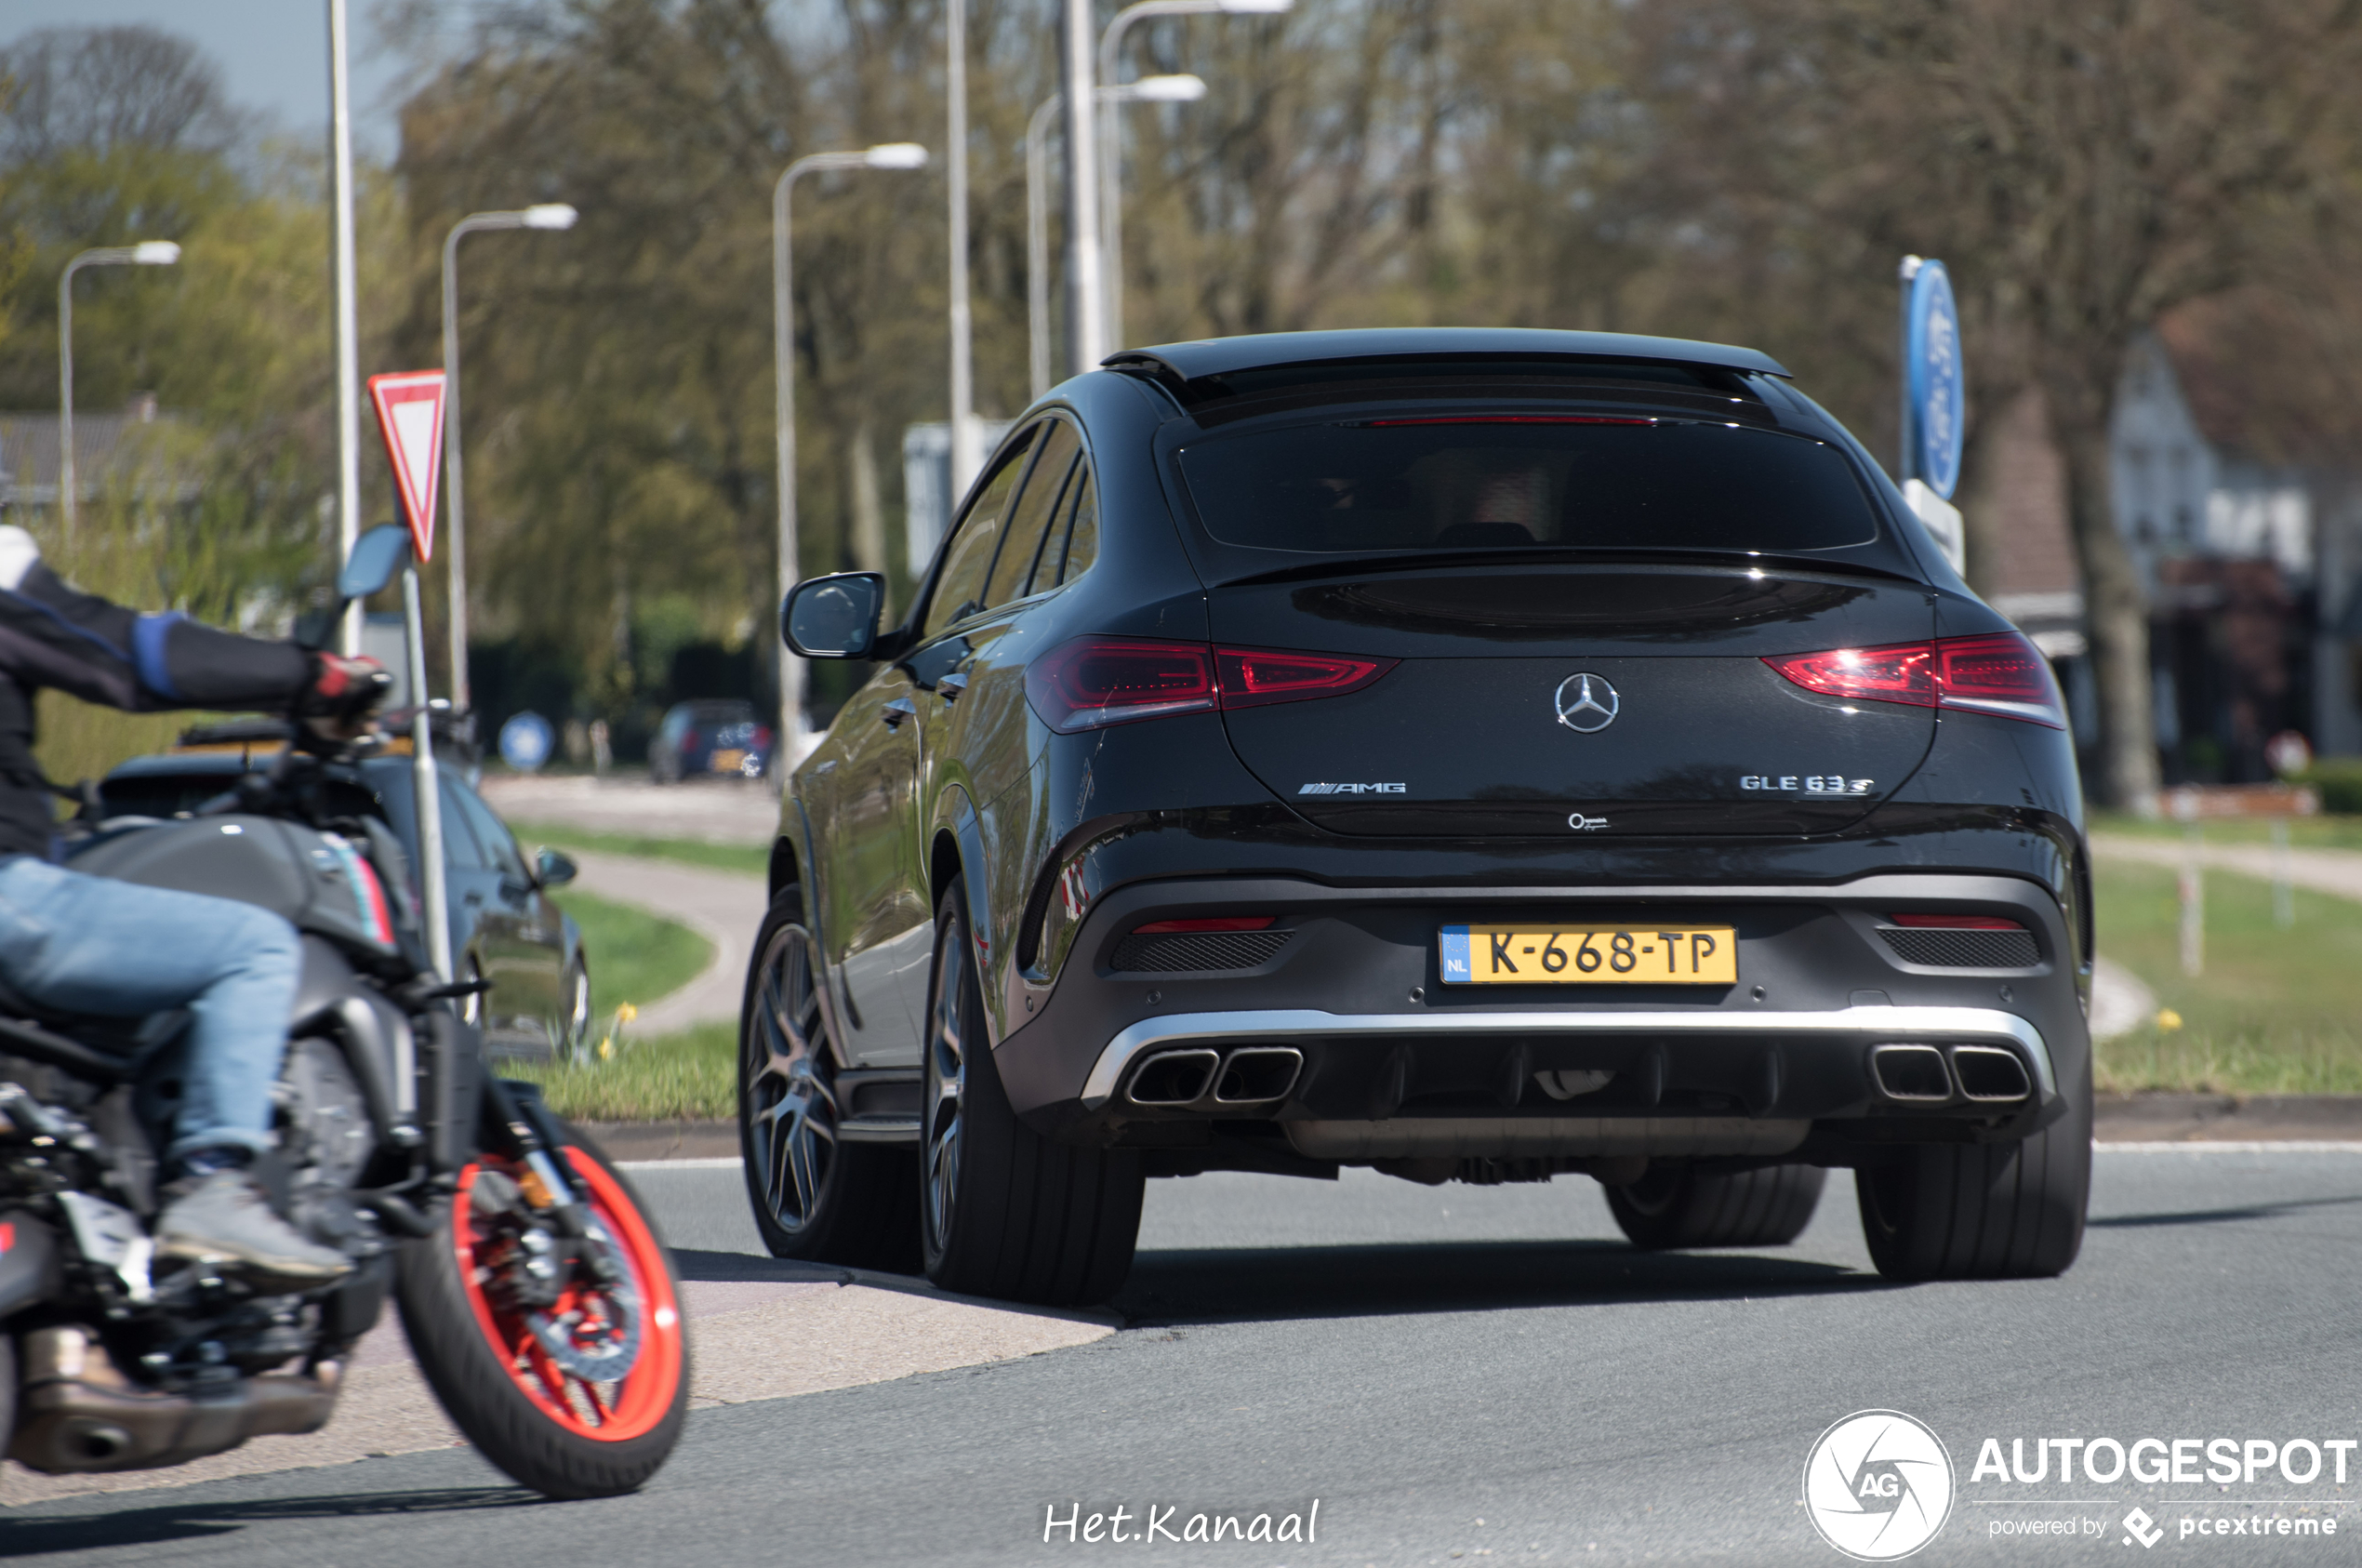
[1175,418,1878,556]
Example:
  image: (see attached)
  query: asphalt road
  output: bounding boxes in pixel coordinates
[10,1148,2361,1566]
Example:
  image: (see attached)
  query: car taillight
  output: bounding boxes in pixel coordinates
[1028,638,1218,732]
[1133,916,1278,934]
[1764,631,2064,728]
[1028,638,1398,733]
[1216,646,1398,710]
[1888,913,2025,930]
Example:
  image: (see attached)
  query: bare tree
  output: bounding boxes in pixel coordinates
[1627,0,2362,811]
[0,25,245,166]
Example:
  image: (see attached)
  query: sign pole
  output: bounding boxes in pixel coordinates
[368,369,455,987]
[1897,254,1921,489]
[403,563,454,983]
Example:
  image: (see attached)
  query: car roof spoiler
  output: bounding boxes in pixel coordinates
[1102,328,1792,397]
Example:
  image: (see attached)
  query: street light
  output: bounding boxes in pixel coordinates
[57,241,179,539]
[1098,0,1289,348]
[440,203,577,717]
[1028,78,1206,400]
[775,144,928,758]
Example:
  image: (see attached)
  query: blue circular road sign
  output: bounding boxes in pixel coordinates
[1906,260,1965,499]
[499,711,554,773]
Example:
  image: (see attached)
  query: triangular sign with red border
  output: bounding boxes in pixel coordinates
[367,370,447,565]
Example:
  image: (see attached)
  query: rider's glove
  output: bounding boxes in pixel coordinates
[300,652,393,741]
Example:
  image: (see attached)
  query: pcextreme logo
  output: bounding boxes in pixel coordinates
[1804,1410,1956,1561]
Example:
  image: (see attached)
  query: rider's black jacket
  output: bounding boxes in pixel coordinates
[0,562,310,859]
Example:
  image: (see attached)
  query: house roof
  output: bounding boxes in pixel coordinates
[0,408,191,508]
[2155,293,2361,470]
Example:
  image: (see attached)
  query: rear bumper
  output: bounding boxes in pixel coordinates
[993,870,2089,1162]
[1079,1003,2057,1108]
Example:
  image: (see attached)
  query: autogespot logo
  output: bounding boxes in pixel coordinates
[1804,1410,1956,1561]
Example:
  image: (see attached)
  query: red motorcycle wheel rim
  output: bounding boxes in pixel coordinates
[453,1149,683,1442]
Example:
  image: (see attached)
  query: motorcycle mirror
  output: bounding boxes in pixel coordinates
[338,525,413,602]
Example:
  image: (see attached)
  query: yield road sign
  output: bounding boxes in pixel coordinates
[367,369,447,563]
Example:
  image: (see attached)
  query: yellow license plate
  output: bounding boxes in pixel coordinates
[1440,924,1736,985]
[710,749,748,770]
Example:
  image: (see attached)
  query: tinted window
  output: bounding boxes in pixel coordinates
[451,781,528,881]
[1176,419,1878,555]
[438,778,489,869]
[923,426,1038,638]
[1040,470,1096,590]
[985,422,1081,609]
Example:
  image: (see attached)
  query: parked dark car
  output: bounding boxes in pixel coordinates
[746,326,2092,1306]
[98,728,591,1060]
[649,698,773,783]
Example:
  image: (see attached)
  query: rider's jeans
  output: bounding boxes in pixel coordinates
[0,856,301,1162]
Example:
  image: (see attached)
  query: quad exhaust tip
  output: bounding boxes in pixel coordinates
[1951,1044,2034,1102]
[1869,1043,2033,1105]
[1125,1045,1304,1109]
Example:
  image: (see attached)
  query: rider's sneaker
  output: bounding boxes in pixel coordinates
[156,1170,352,1289]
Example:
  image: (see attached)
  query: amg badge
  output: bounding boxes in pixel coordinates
[1298,782,1407,795]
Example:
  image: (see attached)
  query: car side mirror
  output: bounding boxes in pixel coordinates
[782,572,884,659]
[534,847,578,887]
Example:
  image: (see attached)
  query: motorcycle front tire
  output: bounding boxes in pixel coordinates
[395,1121,689,1499]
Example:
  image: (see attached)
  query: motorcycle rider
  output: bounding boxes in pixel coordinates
[0,525,390,1288]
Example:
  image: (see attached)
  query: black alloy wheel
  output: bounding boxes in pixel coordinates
[737,889,916,1268]
[920,878,1143,1306]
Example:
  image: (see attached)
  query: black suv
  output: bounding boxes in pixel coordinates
[744,327,2091,1305]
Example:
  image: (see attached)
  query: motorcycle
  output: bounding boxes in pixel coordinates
[0,527,687,1499]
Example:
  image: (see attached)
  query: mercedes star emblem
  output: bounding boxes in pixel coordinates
[1554,672,1621,734]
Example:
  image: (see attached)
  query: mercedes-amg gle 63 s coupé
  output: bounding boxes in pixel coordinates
[742,328,2091,1306]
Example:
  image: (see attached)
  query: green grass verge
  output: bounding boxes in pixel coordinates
[517,1021,738,1123]
[509,890,735,1123]
[2090,810,2362,853]
[511,820,770,879]
[2092,857,2362,1094]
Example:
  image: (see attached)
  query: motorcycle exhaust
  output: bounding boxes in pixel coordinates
[7,1326,342,1475]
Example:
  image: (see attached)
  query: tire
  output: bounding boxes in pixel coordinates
[1855,1080,2092,1281]
[395,1122,688,1499]
[738,890,919,1269]
[921,879,1143,1307]
[1606,1160,1828,1249]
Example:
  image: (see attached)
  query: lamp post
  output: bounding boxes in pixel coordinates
[947,0,980,494]
[441,203,577,718]
[1028,77,1205,401]
[1096,0,1288,349]
[57,241,179,540]
[329,0,362,654]
[775,144,929,758]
